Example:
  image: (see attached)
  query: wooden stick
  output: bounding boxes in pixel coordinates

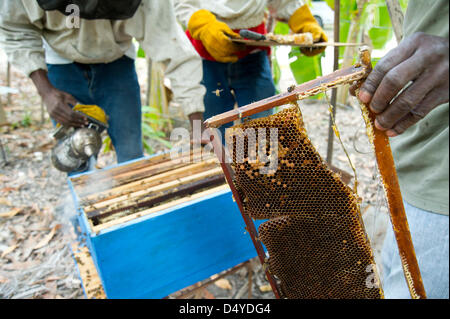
[206,48,425,299]
[73,151,214,186]
[109,153,216,185]
[81,159,218,205]
[71,152,173,186]
[88,174,225,220]
[74,152,216,194]
[209,132,282,299]
[386,0,404,43]
[92,184,230,233]
[231,38,365,47]
[356,49,426,299]
[204,63,368,128]
[84,167,223,213]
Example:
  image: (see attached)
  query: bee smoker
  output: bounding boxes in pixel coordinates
[51,112,108,173]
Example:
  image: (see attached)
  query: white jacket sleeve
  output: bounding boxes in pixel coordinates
[173,0,200,28]
[173,0,305,28]
[0,1,47,77]
[131,0,205,116]
[268,0,305,22]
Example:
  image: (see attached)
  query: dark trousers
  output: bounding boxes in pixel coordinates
[47,56,144,164]
[202,51,276,139]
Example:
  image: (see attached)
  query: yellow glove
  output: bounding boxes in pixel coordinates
[188,9,241,63]
[73,104,108,125]
[288,5,328,57]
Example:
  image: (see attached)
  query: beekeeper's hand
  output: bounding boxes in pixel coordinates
[289,4,328,57]
[354,32,449,137]
[188,9,242,63]
[30,69,88,127]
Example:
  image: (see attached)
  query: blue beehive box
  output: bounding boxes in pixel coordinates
[68,153,262,299]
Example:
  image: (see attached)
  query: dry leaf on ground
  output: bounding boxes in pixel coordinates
[201,288,216,299]
[258,284,272,293]
[1,244,18,258]
[33,224,62,250]
[0,197,12,206]
[214,278,232,290]
[0,207,23,218]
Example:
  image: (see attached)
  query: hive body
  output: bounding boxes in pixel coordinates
[225,106,384,299]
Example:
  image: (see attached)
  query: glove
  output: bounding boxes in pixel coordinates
[73,104,108,125]
[288,5,328,57]
[188,9,241,63]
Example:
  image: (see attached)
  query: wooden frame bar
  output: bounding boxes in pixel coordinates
[204,64,368,128]
[205,48,426,299]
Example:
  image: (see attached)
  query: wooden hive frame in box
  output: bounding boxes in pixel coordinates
[204,48,426,299]
[68,151,265,298]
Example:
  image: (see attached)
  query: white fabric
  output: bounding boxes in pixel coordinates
[174,0,305,30]
[0,0,205,115]
[42,38,137,65]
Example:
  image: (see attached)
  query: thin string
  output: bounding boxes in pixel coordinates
[324,93,359,195]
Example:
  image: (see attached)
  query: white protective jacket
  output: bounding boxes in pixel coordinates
[0,0,206,115]
[174,0,305,30]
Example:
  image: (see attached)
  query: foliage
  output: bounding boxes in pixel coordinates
[272,21,325,99]
[141,105,172,154]
[10,111,32,129]
[102,105,172,155]
[271,0,410,101]
[102,46,172,156]
[324,0,409,62]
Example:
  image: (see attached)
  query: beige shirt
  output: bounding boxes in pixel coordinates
[174,0,305,30]
[0,0,206,115]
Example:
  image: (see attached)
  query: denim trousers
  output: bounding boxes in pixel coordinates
[381,201,449,299]
[47,56,144,165]
[202,51,276,140]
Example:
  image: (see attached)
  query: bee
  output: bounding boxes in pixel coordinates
[212,88,224,97]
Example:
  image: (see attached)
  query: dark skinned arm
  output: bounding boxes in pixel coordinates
[30,69,88,127]
[351,32,449,137]
[188,111,210,145]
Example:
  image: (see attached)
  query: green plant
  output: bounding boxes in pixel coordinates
[141,105,172,154]
[271,21,325,99]
[101,106,172,156]
[20,111,32,127]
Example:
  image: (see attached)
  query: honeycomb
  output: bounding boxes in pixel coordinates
[225,105,384,299]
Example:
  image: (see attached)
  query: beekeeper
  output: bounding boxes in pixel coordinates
[352,0,449,299]
[0,0,206,167]
[174,0,327,138]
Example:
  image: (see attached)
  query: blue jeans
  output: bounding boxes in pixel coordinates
[381,201,449,299]
[202,51,276,140]
[47,56,144,165]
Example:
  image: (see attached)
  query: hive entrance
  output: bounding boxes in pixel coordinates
[225,105,383,298]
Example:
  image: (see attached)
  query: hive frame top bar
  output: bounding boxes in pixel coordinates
[231,38,365,47]
[204,47,372,129]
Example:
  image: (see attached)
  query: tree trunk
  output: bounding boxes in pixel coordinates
[386,0,404,43]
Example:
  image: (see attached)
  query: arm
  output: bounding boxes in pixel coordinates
[269,0,327,56]
[0,1,86,127]
[0,1,46,77]
[355,32,449,137]
[268,0,305,22]
[135,1,206,122]
[173,0,200,29]
[174,0,241,63]
[30,70,88,127]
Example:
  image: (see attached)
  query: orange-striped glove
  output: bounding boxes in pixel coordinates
[188,9,241,63]
[289,5,328,57]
